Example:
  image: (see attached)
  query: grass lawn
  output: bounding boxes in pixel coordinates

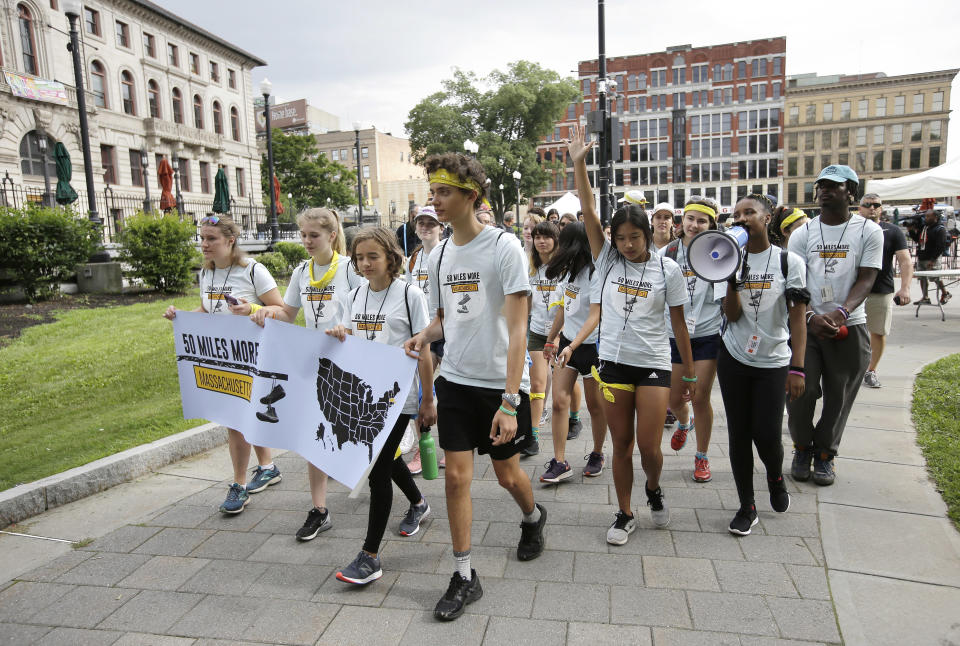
[912,353,960,530]
[0,284,301,492]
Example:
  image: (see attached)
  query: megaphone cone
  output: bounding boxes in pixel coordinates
[685,225,749,283]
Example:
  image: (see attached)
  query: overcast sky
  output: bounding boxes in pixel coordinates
[162,0,960,161]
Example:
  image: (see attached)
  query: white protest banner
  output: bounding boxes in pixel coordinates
[172,311,416,491]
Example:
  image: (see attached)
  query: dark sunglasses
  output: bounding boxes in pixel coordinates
[861,203,882,209]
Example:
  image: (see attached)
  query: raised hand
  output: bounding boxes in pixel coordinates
[565,123,594,165]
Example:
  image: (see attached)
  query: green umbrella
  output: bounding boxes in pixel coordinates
[54,142,78,205]
[212,165,230,213]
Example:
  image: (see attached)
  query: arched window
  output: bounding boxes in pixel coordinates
[147,80,160,118]
[172,87,183,124]
[212,101,223,135]
[19,130,57,177]
[193,94,204,129]
[120,71,136,115]
[18,4,38,75]
[90,60,107,108]
[230,106,240,141]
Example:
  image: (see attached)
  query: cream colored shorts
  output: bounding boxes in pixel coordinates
[865,292,894,336]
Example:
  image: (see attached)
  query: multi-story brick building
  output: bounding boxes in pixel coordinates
[783,70,956,209]
[535,37,786,216]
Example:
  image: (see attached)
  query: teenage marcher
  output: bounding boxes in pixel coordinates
[164,215,284,514]
[404,153,546,621]
[541,222,607,481]
[396,204,422,257]
[787,165,882,486]
[251,208,364,538]
[910,206,951,305]
[568,125,695,545]
[661,196,725,483]
[526,221,560,457]
[719,195,809,535]
[771,205,808,248]
[324,227,435,583]
[650,203,676,252]
[859,193,912,388]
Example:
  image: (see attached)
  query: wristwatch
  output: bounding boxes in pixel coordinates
[501,392,521,409]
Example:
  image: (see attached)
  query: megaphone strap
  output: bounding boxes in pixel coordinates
[590,365,636,402]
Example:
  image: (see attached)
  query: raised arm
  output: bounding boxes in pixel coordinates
[566,124,604,259]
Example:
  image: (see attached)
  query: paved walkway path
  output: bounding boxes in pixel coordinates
[1,303,959,645]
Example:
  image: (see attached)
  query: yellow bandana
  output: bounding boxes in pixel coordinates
[590,365,636,402]
[684,203,717,220]
[779,208,807,232]
[428,169,482,194]
[548,296,564,310]
[309,252,341,289]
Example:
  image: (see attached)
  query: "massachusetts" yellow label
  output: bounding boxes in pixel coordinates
[193,365,253,401]
[618,285,649,298]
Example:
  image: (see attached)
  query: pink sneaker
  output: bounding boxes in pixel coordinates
[693,455,712,483]
[407,448,422,475]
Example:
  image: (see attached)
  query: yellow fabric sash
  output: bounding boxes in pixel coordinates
[529,392,545,400]
[548,296,564,310]
[428,169,482,194]
[309,252,340,289]
[779,208,807,232]
[684,203,717,220]
[590,365,636,402]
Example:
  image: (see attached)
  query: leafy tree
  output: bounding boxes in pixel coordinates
[405,61,579,219]
[261,129,357,219]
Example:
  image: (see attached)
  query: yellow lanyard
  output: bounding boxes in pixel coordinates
[308,252,340,289]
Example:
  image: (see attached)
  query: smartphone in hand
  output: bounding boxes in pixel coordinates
[224,293,239,306]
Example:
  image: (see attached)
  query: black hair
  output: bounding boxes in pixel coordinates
[546,222,593,281]
[529,220,560,271]
[743,193,774,214]
[607,204,653,260]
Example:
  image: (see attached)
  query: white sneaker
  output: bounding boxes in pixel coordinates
[606,510,637,545]
[863,370,881,388]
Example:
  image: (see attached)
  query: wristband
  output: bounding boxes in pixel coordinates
[789,365,805,374]
[681,375,698,383]
[543,342,556,348]
[788,370,806,378]
[498,405,518,417]
[249,303,262,314]
[805,311,815,324]
[836,306,849,320]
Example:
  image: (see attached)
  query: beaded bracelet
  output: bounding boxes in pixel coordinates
[681,375,698,383]
[498,405,518,417]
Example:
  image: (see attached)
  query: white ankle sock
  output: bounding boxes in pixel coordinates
[453,550,471,580]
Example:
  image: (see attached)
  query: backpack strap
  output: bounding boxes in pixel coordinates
[404,283,413,337]
[408,247,420,273]
[248,261,259,295]
[780,248,789,281]
[664,239,680,261]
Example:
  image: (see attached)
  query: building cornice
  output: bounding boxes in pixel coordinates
[787,69,959,96]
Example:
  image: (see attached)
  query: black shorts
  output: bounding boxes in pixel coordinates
[430,339,445,359]
[597,359,671,388]
[670,333,722,364]
[527,331,548,352]
[558,334,599,378]
[434,376,531,460]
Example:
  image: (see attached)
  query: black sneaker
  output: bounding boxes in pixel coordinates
[791,446,813,482]
[260,384,286,404]
[434,570,483,621]
[728,505,758,535]
[768,476,791,513]
[812,453,836,486]
[520,435,540,458]
[583,452,605,477]
[567,416,582,440]
[295,507,331,541]
[517,503,546,561]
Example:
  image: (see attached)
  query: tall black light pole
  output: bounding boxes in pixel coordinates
[63,0,99,225]
[140,149,151,213]
[261,78,278,245]
[352,121,363,222]
[37,135,52,207]
[597,0,611,226]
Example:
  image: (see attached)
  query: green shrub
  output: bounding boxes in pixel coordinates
[272,241,309,272]
[254,251,289,279]
[0,205,99,301]
[118,211,199,293]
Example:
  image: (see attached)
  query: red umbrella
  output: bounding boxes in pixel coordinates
[158,158,176,211]
[273,175,284,215]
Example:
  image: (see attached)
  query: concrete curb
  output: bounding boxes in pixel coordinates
[0,422,227,528]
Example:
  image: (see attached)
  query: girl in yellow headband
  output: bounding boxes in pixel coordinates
[771,205,808,247]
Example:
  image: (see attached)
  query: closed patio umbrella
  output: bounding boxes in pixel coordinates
[273,175,284,215]
[53,142,78,205]
[212,165,230,213]
[158,158,176,211]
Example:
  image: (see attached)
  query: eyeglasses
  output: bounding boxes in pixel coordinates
[200,215,221,225]
[861,203,882,209]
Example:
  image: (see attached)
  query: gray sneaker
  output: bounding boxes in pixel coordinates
[646,484,670,528]
[398,500,430,537]
[791,446,813,482]
[336,551,383,585]
[606,510,637,545]
[863,370,881,388]
[812,454,836,486]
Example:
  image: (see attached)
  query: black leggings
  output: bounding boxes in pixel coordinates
[363,414,423,554]
[716,345,788,508]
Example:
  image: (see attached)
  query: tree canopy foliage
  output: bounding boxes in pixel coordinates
[405,61,579,217]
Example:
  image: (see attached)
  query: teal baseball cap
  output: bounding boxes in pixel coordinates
[816,164,859,186]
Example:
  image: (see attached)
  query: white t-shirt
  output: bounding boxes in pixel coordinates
[529,264,560,335]
[594,240,687,370]
[788,215,882,326]
[200,261,277,315]
[428,226,532,392]
[720,246,807,368]
[342,278,429,415]
[405,245,438,318]
[560,265,601,344]
[284,256,365,331]
[659,240,724,339]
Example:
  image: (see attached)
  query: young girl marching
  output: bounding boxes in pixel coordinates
[541,222,607,482]
[661,196,725,483]
[568,125,696,545]
[526,220,560,457]
[164,215,285,515]
[326,227,435,584]
[250,208,363,540]
[719,195,808,535]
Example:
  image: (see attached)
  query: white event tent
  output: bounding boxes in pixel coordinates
[544,192,581,215]
[868,158,960,200]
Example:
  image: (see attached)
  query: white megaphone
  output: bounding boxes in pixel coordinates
[685,224,749,283]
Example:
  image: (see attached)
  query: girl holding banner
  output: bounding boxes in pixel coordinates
[164,214,284,515]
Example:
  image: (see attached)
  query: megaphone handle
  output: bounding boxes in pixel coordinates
[738,258,750,285]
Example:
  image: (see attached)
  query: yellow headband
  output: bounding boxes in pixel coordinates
[779,208,807,232]
[428,169,482,195]
[685,203,717,220]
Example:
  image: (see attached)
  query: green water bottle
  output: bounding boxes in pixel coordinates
[419,426,439,480]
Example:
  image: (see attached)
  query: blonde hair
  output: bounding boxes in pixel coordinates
[296,208,346,255]
[349,226,405,279]
[201,215,247,270]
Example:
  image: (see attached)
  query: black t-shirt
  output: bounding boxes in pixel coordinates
[871,221,908,294]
